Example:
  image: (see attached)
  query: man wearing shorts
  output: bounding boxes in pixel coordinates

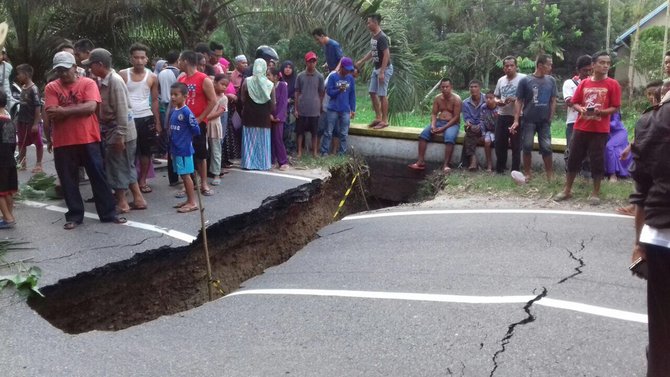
[356,13,392,129]
[120,43,161,194]
[408,78,461,173]
[85,48,147,213]
[555,51,621,205]
[294,51,325,158]
[511,54,557,181]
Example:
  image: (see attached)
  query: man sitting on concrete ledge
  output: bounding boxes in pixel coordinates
[408,78,461,173]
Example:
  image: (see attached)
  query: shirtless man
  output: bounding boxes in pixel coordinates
[408,78,462,172]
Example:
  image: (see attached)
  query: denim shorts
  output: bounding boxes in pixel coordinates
[521,120,552,156]
[419,119,460,144]
[172,155,195,175]
[368,65,393,97]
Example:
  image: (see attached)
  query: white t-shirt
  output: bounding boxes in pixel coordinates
[640,224,670,249]
[562,78,580,124]
[494,73,526,117]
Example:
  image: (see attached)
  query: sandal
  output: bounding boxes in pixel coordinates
[116,207,130,214]
[173,201,188,209]
[129,202,148,210]
[112,217,128,224]
[201,188,213,196]
[174,191,186,198]
[139,184,153,193]
[211,178,221,186]
[367,120,381,128]
[373,122,388,129]
[0,219,16,229]
[408,162,426,171]
[553,192,572,202]
[63,221,79,230]
[177,205,199,213]
[31,165,43,174]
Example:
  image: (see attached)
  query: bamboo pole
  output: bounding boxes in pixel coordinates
[628,0,644,101]
[194,174,213,301]
[606,0,612,52]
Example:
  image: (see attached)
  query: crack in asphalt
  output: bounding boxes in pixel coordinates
[317,227,354,238]
[35,235,163,262]
[489,287,548,377]
[557,235,595,285]
[524,216,552,248]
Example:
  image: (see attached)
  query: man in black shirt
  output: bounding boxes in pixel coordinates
[356,14,393,129]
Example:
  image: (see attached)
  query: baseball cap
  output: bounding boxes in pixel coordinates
[52,51,76,70]
[304,51,317,62]
[81,48,112,67]
[341,57,354,71]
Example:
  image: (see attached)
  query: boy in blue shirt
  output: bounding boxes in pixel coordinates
[169,82,201,213]
[320,57,356,155]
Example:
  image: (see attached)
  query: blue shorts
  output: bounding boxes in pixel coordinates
[419,119,460,144]
[368,65,393,97]
[172,155,195,175]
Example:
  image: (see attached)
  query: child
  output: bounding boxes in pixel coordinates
[169,82,201,213]
[207,74,228,185]
[480,90,498,172]
[15,64,43,173]
[321,57,356,156]
[267,67,289,170]
[0,92,17,228]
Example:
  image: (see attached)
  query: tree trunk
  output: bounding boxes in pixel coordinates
[628,0,644,101]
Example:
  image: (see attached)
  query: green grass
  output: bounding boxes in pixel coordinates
[355,86,639,140]
[416,169,634,207]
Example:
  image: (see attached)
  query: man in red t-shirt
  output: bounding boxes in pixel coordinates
[555,51,621,205]
[177,50,217,195]
[44,52,123,229]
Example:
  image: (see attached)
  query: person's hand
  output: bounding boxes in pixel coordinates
[154,118,162,135]
[31,124,39,133]
[620,145,631,160]
[109,141,125,153]
[509,121,519,135]
[47,141,53,154]
[270,115,278,123]
[430,125,437,134]
[632,243,646,263]
[378,71,385,83]
[294,109,299,119]
[46,106,67,121]
[505,96,516,104]
[350,111,355,120]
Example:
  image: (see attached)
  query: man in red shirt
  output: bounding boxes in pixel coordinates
[555,51,621,205]
[44,52,124,229]
[177,50,217,195]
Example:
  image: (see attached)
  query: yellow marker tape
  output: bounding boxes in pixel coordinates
[333,173,359,220]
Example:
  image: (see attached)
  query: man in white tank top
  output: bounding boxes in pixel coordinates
[120,43,161,194]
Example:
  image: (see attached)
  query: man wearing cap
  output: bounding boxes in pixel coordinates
[84,48,147,213]
[321,57,356,155]
[44,51,123,229]
[356,13,393,130]
[295,51,325,158]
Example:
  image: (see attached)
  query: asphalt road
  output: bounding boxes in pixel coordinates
[2,175,647,377]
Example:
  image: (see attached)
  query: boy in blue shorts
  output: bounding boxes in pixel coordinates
[169,82,201,213]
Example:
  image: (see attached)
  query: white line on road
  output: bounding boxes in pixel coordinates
[228,288,647,324]
[21,200,196,243]
[228,168,316,182]
[343,209,632,221]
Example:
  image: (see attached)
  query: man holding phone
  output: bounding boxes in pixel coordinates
[554,51,621,205]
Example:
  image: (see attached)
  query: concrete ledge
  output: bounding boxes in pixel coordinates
[349,123,567,153]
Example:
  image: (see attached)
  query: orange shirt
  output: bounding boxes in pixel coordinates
[44,77,102,148]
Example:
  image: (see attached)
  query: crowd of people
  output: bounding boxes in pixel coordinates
[0,14,391,229]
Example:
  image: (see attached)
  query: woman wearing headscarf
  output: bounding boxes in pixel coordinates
[280,60,297,154]
[241,58,275,170]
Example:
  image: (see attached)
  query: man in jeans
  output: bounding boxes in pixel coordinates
[44,52,123,230]
[321,57,356,155]
[493,56,525,174]
[511,54,557,181]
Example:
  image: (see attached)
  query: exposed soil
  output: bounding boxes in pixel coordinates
[28,168,370,334]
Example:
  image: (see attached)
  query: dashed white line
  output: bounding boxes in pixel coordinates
[21,200,196,243]
[228,288,647,324]
[343,209,632,221]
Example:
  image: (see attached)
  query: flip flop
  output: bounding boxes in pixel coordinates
[367,120,381,128]
[0,219,16,229]
[407,162,426,171]
[177,205,199,213]
[63,221,79,230]
[129,202,148,210]
[139,185,153,193]
[31,166,43,174]
[116,207,130,214]
[372,122,388,129]
[201,189,213,196]
[173,201,188,209]
[112,217,128,224]
[174,191,186,198]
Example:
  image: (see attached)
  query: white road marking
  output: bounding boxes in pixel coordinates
[343,209,632,221]
[228,168,315,182]
[228,288,647,324]
[21,200,196,243]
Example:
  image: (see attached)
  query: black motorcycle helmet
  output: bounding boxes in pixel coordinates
[255,45,279,63]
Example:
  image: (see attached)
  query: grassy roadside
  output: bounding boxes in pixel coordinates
[416,169,634,208]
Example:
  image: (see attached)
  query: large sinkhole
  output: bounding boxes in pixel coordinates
[28,157,426,334]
